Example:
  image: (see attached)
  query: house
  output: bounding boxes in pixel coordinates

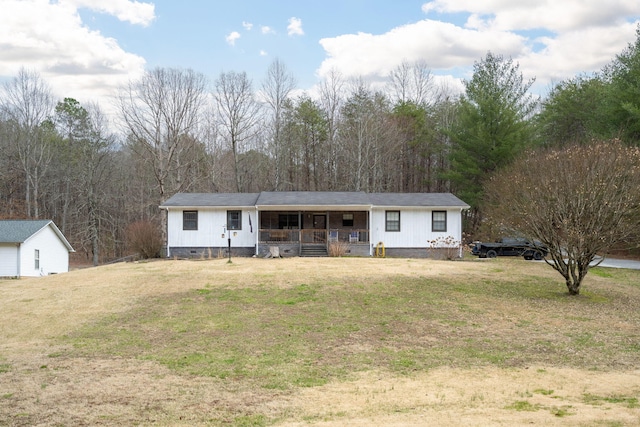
[160,192,469,258]
[0,220,75,278]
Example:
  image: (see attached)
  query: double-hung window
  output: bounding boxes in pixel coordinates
[227,210,242,230]
[385,211,400,232]
[432,211,447,232]
[342,213,354,227]
[34,249,40,270]
[183,211,198,230]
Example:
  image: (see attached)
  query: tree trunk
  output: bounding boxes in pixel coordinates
[565,278,581,296]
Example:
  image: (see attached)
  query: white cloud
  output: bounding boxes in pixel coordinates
[0,0,148,112]
[226,31,241,46]
[261,25,275,35]
[287,17,304,36]
[519,23,639,89]
[317,2,640,95]
[61,0,155,26]
[318,20,524,79]
[260,50,268,56]
[242,21,253,31]
[421,0,640,32]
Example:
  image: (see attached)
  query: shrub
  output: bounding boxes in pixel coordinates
[328,241,349,257]
[126,221,163,259]
[427,236,463,260]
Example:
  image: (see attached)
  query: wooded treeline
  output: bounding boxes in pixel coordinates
[3,28,640,264]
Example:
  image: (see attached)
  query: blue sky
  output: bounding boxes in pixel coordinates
[1,0,640,112]
[76,0,443,88]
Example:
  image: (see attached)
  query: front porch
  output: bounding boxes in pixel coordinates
[257,210,370,257]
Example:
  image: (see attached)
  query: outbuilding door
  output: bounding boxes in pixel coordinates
[0,245,18,277]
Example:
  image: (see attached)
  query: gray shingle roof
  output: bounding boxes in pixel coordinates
[0,220,74,251]
[256,191,371,207]
[161,193,261,207]
[161,192,469,209]
[368,193,469,207]
[0,220,52,243]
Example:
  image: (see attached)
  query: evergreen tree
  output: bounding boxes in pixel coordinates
[445,52,537,229]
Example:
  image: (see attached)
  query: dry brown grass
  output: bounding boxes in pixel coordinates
[1,257,639,426]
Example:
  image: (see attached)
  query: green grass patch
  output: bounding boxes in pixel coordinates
[584,393,640,408]
[505,400,540,411]
[60,266,640,390]
[550,405,574,417]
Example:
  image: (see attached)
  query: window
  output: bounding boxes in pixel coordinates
[432,211,447,232]
[183,211,198,230]
[385,211,400,232]
[34,249,40,270]
[278,213,299,229]
[227,210,242,230]
[342,213,354,227]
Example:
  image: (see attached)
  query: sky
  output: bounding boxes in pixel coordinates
[1,0,640,114]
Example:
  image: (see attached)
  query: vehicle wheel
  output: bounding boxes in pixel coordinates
[486,250,497,258]
[533,251,543,260]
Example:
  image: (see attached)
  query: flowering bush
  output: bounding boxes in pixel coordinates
[427,236,464,260]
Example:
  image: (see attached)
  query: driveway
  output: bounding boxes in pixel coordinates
[593,257,640,270]
[526,256,640,270]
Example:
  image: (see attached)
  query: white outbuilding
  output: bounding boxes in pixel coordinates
[0,220,75,278]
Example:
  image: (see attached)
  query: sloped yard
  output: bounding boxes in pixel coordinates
[0,257,639,426]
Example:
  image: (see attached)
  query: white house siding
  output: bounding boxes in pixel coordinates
[370,208,463,250]
[0,244,19,277]
[19,226,70,277]
[166,208,256,257]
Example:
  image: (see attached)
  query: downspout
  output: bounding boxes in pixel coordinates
[16,243,21,278]
[459,207,464,258]
[164,207,171,258]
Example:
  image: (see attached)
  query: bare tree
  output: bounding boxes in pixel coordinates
[318,69,345,190]
[83,103,116,265]
[117,67,207,240]
[261,59,296,190]
[485,141,640,295]
[339,81,393,191]
[1,68,55,218]
[214,70,261,192]
[388,60,434,107]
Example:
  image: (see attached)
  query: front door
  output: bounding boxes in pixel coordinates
[313,214,326,230]
[305,214,326,243]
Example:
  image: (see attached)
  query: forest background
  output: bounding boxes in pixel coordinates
[3,29,640,265]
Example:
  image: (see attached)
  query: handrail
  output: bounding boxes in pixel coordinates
[258,228,369,244]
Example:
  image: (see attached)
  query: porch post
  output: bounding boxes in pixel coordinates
[298,211,302,253]
[326,211,330,248]
[368,206,373,256]
[255,207,260,256]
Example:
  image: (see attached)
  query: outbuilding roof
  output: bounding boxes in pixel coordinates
[161,192,469,209]
[0,220,74,251]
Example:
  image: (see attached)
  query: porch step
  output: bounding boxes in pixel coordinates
[300,244,328,257]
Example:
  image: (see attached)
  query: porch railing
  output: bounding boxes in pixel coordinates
[259,229,369,244]
[259,229,300,243]
[328,229,370,244]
